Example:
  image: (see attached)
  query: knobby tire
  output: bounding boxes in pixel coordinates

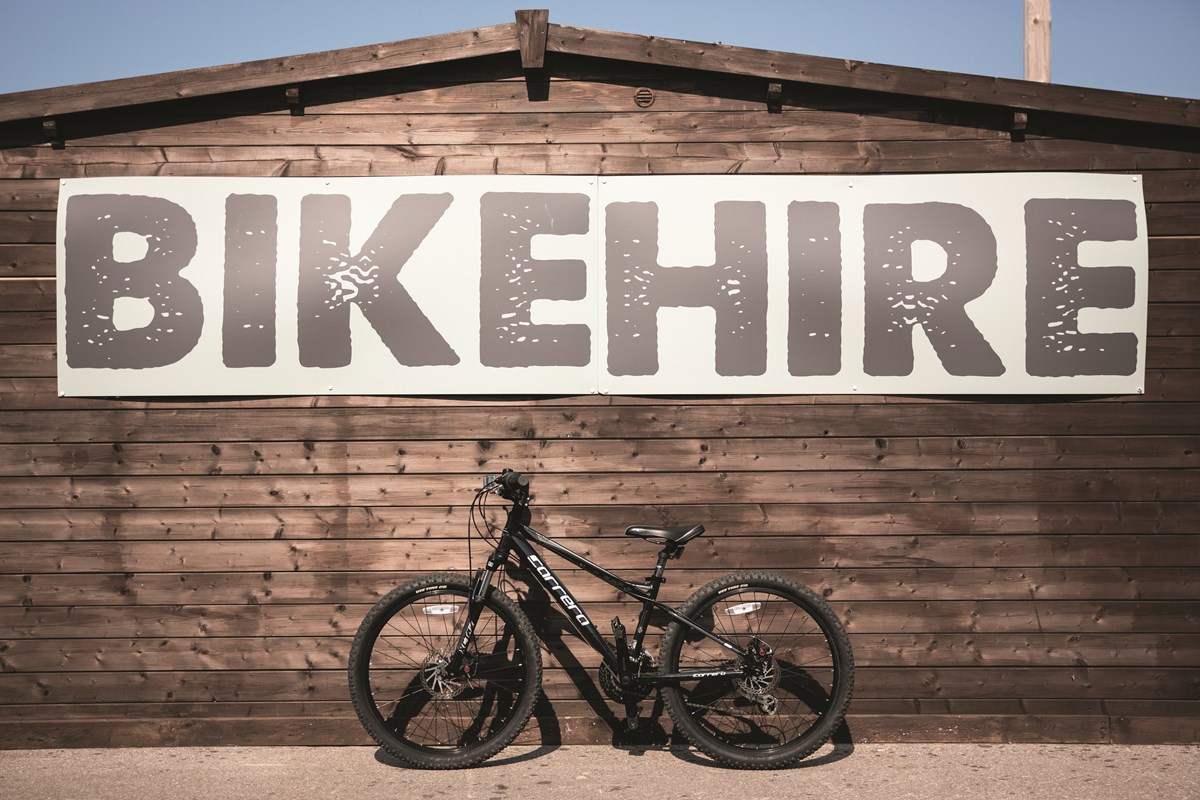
[348,573,542,769]
[660,571,854,769]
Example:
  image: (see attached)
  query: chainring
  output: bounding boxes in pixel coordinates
[599,654,657,703]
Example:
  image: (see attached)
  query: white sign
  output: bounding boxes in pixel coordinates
[57,174,1148,396]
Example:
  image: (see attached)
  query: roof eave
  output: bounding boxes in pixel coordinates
[0,16,1195,131]
[0,22,518,125]
[547,24,1200,130]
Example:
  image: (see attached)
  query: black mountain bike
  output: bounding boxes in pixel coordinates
[348,470,854,769]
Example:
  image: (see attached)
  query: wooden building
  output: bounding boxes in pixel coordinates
[0,11,1196,747]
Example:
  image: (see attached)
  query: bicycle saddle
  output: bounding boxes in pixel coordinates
[623,524,705,546]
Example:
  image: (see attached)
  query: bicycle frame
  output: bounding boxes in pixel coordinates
[448,497,752,685]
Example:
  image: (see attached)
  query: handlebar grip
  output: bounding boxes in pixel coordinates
[483,470,531,493]
[500,471,530,490]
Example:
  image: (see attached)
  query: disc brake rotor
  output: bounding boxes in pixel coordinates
[420,652,467,699]
[734,639,780,711]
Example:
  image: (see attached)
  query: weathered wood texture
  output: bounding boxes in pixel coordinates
[0,24,520,123]
[515,9,550,69]
[544,26,1200,129]
[0,45,1196,749]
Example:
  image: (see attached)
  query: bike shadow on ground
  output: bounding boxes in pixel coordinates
[373,740,562,769]
[658,724,855,769]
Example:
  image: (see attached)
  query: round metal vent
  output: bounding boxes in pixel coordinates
[634,88,656,108]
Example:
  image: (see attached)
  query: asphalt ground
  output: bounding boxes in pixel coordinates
[1,743,1197,800]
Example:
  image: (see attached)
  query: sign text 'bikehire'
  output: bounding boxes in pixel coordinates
[57,174,1148,396]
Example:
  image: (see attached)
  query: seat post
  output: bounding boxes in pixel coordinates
[651,547,672,588]
[631,547,675,656]
[646,545,680,596]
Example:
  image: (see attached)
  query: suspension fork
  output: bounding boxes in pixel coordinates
[445,532,512,675]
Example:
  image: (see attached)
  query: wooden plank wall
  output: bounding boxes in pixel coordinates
[0,52,1197,748]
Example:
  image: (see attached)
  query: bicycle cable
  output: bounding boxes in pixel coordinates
[466,479,503,579]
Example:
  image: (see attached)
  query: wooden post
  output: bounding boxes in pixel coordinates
[515,9,550,101]
[515,9,550,69]
[1025,0,1051,82]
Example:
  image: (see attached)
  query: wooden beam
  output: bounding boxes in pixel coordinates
[1011,110,1029,142]
[0,468,1195,507]
[1,633,1193,671]
[0,404,1197,443]
[545,24,1199,129]
[766,81,783,113]
[1,666,1194,704]
[5,567,1196,607]
[1025,0,1051,83]
[2,141,1198,184]
[1,534,1195,573]
[6,435,1195,476]
[284,86,303,116]
[0,17,1192,130]
[515,9,550,69]
[41,118,63,149]
[0,23,519,124]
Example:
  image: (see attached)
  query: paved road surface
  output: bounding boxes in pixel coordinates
[1,744,1197,800]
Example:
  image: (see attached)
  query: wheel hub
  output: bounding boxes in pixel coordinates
[735,639,780,713]
[420,652,467,699]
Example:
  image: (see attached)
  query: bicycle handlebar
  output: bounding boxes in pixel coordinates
[485,469,530,496]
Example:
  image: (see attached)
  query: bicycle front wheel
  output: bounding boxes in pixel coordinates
[660,571,854,769]
[348,573,542,769]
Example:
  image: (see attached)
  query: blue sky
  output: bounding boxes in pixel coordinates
[0,0,1196,98]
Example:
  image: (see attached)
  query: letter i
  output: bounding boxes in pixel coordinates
[223,194,278,367]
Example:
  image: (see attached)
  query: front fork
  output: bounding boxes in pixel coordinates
[444,536,510,676]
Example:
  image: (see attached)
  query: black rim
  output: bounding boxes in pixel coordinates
[362,587,531,753]
[673,587,843,752]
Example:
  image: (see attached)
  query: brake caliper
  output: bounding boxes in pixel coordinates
[735,637,780,714]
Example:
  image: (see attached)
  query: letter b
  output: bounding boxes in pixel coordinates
[64,194,203,368]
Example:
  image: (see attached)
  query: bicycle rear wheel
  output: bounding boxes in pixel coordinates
[348,573,542,769]
[660,571,854,769]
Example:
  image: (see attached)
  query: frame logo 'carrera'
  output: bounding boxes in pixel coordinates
[526,554,591,627]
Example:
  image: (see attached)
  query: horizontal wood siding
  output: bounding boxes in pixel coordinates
[0,50,1195,748]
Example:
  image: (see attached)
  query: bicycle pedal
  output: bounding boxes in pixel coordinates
[625,709,641,731]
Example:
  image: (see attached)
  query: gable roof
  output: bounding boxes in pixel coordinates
[0,10,1195,129]
[0,23,518,124]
